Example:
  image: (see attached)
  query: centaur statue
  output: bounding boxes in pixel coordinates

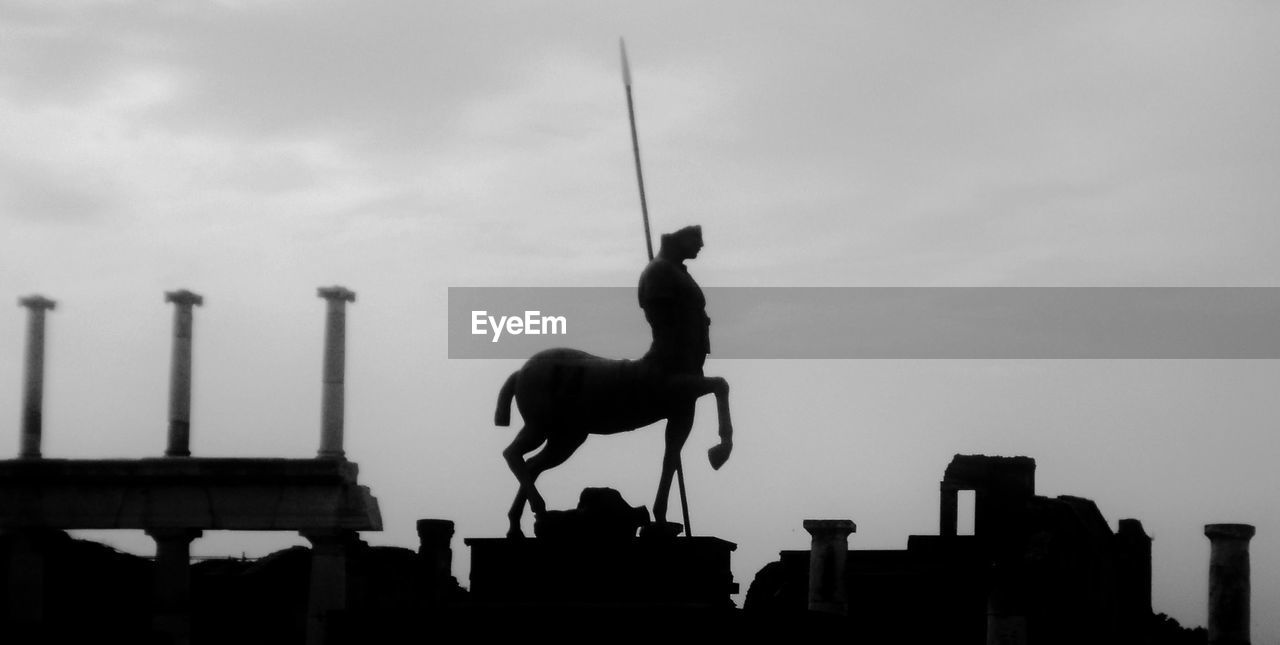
[494,226,733,538]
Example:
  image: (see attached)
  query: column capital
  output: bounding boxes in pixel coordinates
[804,519,857,538]
[164,289,204,307]
[18,295,56,311]
[317,286,356,303]
[1205,523,1255,541]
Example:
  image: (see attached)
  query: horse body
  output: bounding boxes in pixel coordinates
[495,347,732,537]
[500,348,668,433]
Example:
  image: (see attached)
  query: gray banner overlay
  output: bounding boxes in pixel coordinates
[448,287,1280,359]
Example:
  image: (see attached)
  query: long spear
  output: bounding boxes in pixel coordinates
[620,38,693,537]
[621,39,655,262]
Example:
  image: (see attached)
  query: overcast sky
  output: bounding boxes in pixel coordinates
[2,1,1278,640]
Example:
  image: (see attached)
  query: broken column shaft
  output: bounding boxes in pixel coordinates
[804,519,856,615]
[317,286,356,459]
[418,519,456,604]
[18,295,56,459]
[165,290,203,457]
[1205,523,1255,645]
[303,529,362,645]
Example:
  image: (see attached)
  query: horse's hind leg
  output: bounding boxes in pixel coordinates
[521,429,588,512]
[503,424,547,538]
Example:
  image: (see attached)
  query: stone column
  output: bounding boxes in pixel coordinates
[317,287,356,460]
[147,528,202,645]
[940,482,958,536]
[18,295,56,459]
[1205,523,1255,645]
[417,519,455,604]
[164,290,203,457]
[803,519,856,615]
[303,529,360,645]
[4,530,52,625]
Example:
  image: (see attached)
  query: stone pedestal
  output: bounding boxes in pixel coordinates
[465,536,737,608]
[803,519,856,615]
[1205,523,1255,645]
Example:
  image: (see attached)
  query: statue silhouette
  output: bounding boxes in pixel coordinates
[494,226,733,538]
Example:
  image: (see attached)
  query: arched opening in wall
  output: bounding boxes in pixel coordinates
[957,489,976,536]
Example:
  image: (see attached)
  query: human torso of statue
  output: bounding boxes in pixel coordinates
[637,256,710,375]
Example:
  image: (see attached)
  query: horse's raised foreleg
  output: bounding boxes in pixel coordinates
[503,424,547,538]
[708,377,733,469]
[661,375,734,469]
[654,404,694,528]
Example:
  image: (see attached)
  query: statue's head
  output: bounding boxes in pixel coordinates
[660,225,703,260]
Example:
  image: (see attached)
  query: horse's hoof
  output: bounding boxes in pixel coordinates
[507,528,526,539]
[708,442,732,470]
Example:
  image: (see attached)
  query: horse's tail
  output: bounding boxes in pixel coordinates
[494,370,519,426]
